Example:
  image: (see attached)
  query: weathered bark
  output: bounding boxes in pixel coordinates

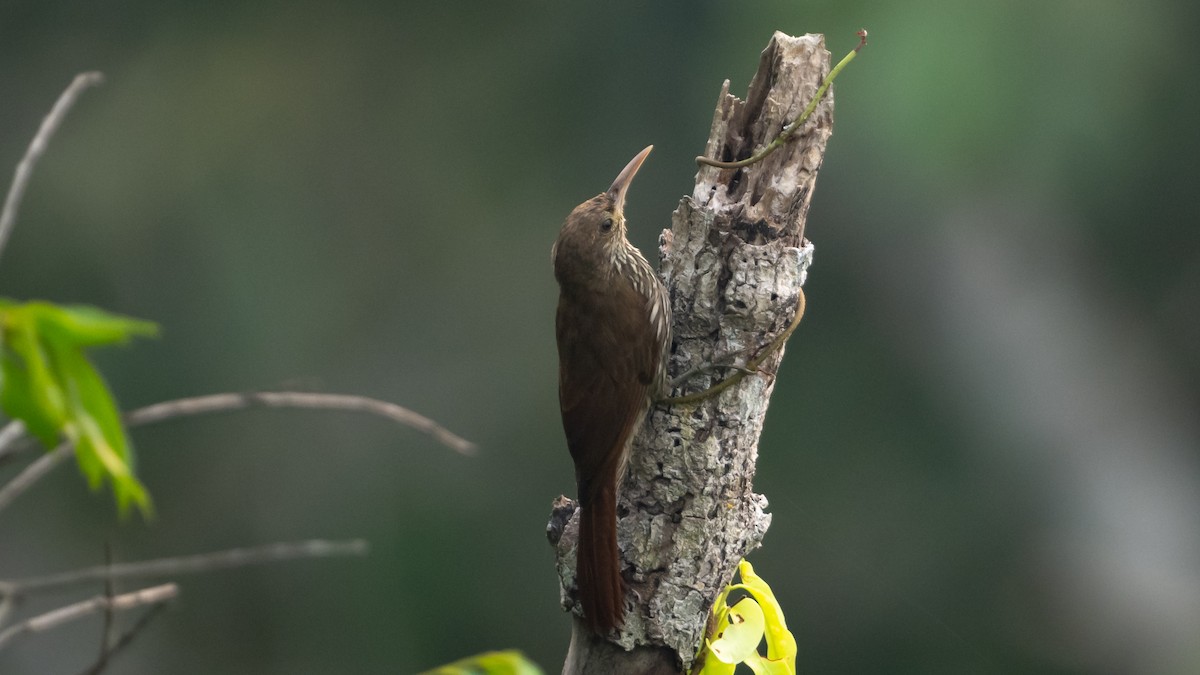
[548,31,834,673]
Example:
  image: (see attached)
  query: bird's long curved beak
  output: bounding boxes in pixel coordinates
[607,145,653,216]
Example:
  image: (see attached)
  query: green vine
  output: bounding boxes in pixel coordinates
[697,29,868,171]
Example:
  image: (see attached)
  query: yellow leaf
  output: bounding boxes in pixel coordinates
[708,597,766,664]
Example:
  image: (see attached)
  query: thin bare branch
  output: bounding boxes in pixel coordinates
[125,391,477,455]
[98,544,117,664]
[0,390,475,514]
[0,72,105,266]
[0,583,176,651]
[0,421,28,462]
[79,601,168,675]
[0,444,71,513]
[0,539,368,598]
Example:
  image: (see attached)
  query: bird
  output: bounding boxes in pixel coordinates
[551,145,671,633]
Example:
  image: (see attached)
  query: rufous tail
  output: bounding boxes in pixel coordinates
[576,486,624,633]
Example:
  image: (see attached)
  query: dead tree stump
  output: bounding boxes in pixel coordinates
[549,31,836,675]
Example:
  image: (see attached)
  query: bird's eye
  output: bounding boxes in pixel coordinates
[600,218,614,232]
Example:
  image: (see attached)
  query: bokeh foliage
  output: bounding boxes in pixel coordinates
[0,1,1197,673]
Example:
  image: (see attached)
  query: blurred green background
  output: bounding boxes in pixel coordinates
[2,1,1198,673]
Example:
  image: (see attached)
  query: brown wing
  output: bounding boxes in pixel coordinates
[556,276,662,502]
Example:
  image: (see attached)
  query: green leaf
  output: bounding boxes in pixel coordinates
[1,311,68,445]
[0,300,156,516]
[52,344,151,515]
[418,649,544,675]
[27,301,158,347]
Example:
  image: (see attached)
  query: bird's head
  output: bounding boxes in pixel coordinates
[552,145,653,282]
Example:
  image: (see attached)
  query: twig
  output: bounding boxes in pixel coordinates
[0,390,476,514]
[0,539,368,598]
[0,445,70,513]
[696,30,867,170]
[0,583,176,651]
[98,544,117,662]
[79,601,168,675]
[0,72,105,266]
[0,595,12,629]
[0,421,28,463]
[125,391,476,455]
